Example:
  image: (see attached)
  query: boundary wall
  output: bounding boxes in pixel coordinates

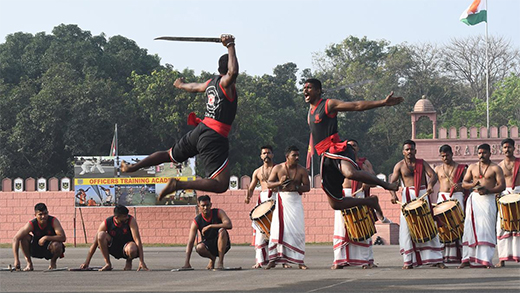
[0,188,400,245]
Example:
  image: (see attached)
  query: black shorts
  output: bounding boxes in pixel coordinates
[30,238,65,260]
[201,233,231,257]
[108,239,136,259]
[320,145,359,201]
[169,123,229,178]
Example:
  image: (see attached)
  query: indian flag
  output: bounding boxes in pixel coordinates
[460,0,487,26]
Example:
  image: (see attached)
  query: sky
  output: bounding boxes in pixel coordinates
[1,0,519,77]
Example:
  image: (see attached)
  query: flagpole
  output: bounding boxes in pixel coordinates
[115,123,120,178]
[485,0,490,132]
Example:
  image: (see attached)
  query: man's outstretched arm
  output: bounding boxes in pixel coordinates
[328,91,403,113]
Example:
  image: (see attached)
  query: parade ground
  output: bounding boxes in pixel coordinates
[1,245,519,292]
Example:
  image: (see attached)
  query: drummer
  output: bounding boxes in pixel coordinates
[460,143,505,268]
[433,144,467,264]
[496,138,520,268]
[265,145,310,269]
[245,145,276,269]
[389,140,445,269]
[332,139,382,269]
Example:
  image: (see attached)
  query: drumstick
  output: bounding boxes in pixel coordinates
[417,190,432,201]
[352,188,364,197]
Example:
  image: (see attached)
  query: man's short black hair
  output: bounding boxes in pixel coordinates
[34,203,48,213]
[439,144,453,154]
[218,54,228,74]
[501,138,515,146]
[114,204,129,216]
[348,139,359,145]
[261,145,273,152]
[478,143,491,152]
[197,195,211,203]
[403,139,416,148]
[285,145,299,156]
[304,78,322,90]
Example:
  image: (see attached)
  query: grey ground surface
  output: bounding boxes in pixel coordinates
[1,245,519,292]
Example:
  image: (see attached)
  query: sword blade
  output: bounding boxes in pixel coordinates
[154,36,221,43]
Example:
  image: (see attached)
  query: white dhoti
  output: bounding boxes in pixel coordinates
[436,191,465,263]
[461,191,497,267]
[399,187,444,267]
[497,187,520,263]
[333,188,374,266]
[252,190,274,266]
[268,191,305,265]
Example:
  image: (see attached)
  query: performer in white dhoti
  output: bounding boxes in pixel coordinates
[460,143,505,268]
[245,145,276,268]
[266,146,310,269]
[434,144,467,263]
[389,140,445,269]
[496,138,520,267]
[332,140,378,269]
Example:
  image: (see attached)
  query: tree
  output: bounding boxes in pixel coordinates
[442,35,520,101]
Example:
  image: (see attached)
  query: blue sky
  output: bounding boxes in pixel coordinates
[1,0,519,77]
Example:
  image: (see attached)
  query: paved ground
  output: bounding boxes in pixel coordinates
[1,245,519,292]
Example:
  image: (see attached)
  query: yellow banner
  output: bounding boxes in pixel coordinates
[75,177,191,186]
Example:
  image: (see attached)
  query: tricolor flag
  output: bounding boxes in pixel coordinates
[460,0,487,26]
[109,124,118,156]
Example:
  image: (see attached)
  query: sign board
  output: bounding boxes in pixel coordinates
[61,178,71,192]
[74,155,197,207]
[37,178,47,192]
[229,175,239,190]
[14,178,23,192]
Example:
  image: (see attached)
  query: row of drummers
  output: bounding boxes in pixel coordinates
[248,141,519,268]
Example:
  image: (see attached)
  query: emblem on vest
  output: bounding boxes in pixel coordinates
[314,114,322,123]
[205,86,220,119]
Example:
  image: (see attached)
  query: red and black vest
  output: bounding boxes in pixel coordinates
[30,216,56,241]
[308,99,344,155]
[201,75,237,137]
[194,208,221,241]
[105,215,134,244]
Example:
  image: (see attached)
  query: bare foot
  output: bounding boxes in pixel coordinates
[402,265,413,269]
[457,262,469,269]
[433,263,446,269]
[331,264,346,270]
[50,259,57,269]
[282,264,292,269]
[264,261,276,270]
[298,264,308,270]
[120,160,131,173]
[23,264,33,271]
[368,263,378,268]
[124,259,132,271]
[99,264,113,271]
[159,178,179,201]
[252,263,262,269]
[495,261,505,268]
[206,259,215,270]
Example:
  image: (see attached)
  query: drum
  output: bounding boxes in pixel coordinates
[498,193,520,232]
[250,200,276,237]
[342,205,376,242]
[433,199,465,243]
[402,199,437,243]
